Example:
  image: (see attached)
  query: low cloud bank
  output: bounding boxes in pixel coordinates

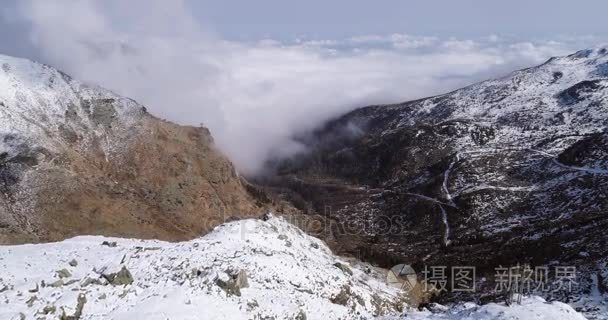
[2,0,606,175]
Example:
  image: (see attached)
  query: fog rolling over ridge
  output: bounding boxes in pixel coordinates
[2,0,607,175]
[1,1,608,319]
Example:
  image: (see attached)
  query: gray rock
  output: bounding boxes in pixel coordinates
[295,309,307,320]
[101,241,117,247]
[246,299,259,311]
[234,270,249,289]
[56,269,72,279]
[333,262,353,276]
[28,283,38,293]
[216,270,249,297]
[64,279,80,286]
[102,266,134,286]
[49,280,64,288]
[26,295,37,307]
[81,277,103,287]
[330,285,351,306]
[60,293,87,320]
[42,305,56,315]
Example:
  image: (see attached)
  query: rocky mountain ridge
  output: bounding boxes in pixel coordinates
[0,54,270,244]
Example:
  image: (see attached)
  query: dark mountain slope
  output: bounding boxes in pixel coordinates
[263,49,608,304]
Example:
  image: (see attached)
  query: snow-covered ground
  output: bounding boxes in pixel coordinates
[386,296,587,320]
[0,215,410,319]
[0,215,590,319]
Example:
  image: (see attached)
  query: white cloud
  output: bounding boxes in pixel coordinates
[8,0,607,175]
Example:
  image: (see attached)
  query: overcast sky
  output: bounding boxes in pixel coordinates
[0,0,606,174]
[188,0,608,40]
[3,0,608,56]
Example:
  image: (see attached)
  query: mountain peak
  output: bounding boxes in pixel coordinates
[0,54,268,244]
[566,47,608,60]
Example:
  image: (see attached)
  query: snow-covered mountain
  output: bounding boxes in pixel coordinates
[0,54,270,244]
[0,215,587,320]
[0,49,605,319]
[264,48,608,315]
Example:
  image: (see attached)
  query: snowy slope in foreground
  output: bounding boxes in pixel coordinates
[0,215,409,319]
[0,216,587,320]
[389,296,587,320]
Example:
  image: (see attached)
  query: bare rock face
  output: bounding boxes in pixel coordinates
[0,54,266,244]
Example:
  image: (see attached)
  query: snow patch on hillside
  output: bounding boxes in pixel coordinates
[0,54,145,158]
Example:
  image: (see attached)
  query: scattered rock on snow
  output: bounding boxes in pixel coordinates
[333,262,353,276]
[25,295,37,307]
[295,309,307,320]
[27,283,38,293]
[101,241,117,248]
[42,305,56,315]
[60,293,87,320]
[64,279,80,286]
[216,270,249,297]
[48,279,64,288]
[330,285,352,306]
[102,266,134,286]
[81,277,103,287]
[56,269,72,279]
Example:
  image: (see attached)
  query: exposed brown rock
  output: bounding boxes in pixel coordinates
[0,114,272,244]
[0,58,275,244]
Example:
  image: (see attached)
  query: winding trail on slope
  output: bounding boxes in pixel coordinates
[402,192,458,208]
[438,205,451,246]
[442,155,459,207]
[453,185,538,197]
[529,148,608,175]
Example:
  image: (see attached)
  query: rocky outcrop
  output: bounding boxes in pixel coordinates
[0,54,269,244]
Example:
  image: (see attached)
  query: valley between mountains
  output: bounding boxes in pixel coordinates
[0,49,607,319]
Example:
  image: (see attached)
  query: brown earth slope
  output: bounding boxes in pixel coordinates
[0,55,271,244]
